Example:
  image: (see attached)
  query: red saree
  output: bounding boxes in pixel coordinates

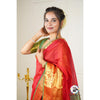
[30,38,81,100]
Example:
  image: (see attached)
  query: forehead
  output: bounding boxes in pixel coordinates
[45,12,57,19]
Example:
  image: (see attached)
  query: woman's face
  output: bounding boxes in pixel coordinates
[44,12,60,34]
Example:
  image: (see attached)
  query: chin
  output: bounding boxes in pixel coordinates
[47,30,57,34]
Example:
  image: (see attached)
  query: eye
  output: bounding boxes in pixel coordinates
[52,19,56,22]
[44,19,48,22]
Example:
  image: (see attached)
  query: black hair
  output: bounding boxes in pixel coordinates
[44,7,65,38]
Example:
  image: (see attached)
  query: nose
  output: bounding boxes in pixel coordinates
[47,21,52,26]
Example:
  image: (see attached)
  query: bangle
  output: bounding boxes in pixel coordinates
[31,38,36,43]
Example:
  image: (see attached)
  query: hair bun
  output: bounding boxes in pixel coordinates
[45,6,65,21]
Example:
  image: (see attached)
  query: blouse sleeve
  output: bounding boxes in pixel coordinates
[30,38,44,53]
[30,38,49,53]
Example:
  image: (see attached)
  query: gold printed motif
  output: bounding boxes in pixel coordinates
[44,62,63,89]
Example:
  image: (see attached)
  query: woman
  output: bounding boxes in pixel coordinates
[21,7,81,100]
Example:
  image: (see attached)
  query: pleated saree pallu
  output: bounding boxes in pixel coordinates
[30,38,81,100]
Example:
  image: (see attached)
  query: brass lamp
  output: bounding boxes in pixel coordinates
[18,68,33,100]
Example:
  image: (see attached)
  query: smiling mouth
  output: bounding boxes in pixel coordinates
[47,27,53,30]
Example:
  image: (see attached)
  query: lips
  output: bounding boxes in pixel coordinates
[47,27,53,30]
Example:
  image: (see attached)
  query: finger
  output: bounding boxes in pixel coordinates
[38,48,41,53]
[41,47,44,52]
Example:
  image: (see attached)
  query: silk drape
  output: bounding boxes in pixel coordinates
[30,38,81,100]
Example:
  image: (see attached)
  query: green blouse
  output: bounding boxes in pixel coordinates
[30,38,49,53]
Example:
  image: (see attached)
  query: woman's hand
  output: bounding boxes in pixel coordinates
[37,27,49,37]
[35,47,45,64]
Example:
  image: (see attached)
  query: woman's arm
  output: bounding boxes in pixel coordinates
[21,33,42,54]
[21,27,49,55]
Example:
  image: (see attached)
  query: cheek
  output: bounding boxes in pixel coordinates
[53,23,60,29]
[44,23,47,27]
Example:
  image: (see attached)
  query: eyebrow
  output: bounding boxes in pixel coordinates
[45,18,57,20]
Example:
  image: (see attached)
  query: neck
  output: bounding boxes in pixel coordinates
[49,32,62,40]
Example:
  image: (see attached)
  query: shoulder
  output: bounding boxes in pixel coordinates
[57,38,69,46]
[56,38,71,52]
